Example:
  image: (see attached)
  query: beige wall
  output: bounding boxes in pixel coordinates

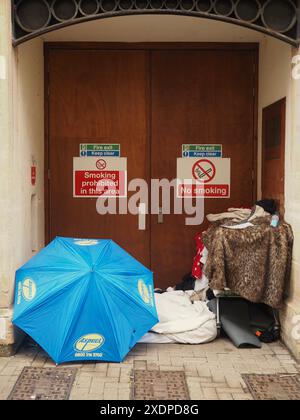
[0,12,299,359]
[281,46,300,360]
[258,37,300,360]
[14,38,45,265]
[0,0,44,347]
[43,15,263,43]
[258,37,292,199]
[0,0,15,344]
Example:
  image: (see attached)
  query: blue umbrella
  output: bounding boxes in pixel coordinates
[13,237,158,364]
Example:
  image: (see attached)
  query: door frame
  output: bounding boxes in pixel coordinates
[262,97,286,216]
[44,42,259,244]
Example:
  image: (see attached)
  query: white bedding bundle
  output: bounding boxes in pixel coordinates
[139,291,217,344]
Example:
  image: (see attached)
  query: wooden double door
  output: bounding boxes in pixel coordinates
[46,44,258,288]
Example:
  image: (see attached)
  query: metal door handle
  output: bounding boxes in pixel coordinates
[138,203,146,230]
[158,207,163,224]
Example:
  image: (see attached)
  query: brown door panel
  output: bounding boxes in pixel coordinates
[48,50,150,266]
[46,46,258,286]
[150,50,257,287]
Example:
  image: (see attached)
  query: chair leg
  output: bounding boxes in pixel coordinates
[216,297,221,337]
[272,308,281,338]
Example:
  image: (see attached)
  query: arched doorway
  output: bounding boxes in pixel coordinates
[12,7,293,287]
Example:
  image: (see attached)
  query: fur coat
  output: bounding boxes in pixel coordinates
[202,217,293,309]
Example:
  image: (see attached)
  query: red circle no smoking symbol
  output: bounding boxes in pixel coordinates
[192,159,216,183]
[96,159,107,170]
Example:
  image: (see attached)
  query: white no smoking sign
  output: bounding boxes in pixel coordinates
[177,157,230,198]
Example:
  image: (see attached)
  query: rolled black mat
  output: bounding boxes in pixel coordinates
[208,298,262,349]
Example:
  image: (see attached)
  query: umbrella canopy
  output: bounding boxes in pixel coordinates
[13,237,158,364]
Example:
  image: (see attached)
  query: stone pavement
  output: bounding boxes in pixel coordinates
[0,338,299,400]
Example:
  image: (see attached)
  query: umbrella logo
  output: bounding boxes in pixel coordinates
[138,279,151,305]
[73,239,99,246]
[74,333,105,352]
[22,278,36,301]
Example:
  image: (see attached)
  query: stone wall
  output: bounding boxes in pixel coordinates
[0,1,44,355]
[281,46,300,361]
[0,0,16,354]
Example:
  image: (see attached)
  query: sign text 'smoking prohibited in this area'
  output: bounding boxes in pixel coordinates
[73,157,127,198]
[177,157,231,198]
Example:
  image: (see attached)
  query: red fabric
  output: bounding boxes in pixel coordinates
[192,233,205,279]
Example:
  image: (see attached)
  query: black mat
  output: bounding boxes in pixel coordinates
[209,298,262,348]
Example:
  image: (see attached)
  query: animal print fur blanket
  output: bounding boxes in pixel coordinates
[202,217,293,309]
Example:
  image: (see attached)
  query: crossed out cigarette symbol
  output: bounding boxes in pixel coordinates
[96,159,107,170]
[192,159,216,183]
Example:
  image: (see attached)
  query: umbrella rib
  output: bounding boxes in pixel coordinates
[17,266,85,274]
[93,240,113,268]
[97,272,157,317]
[93,273,123,361]
[57,237,91,269]
[13,270,89,323]
[56,273,91,363]
[95,273,158,356]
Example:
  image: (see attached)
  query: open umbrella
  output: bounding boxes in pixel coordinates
[13,237,158,364]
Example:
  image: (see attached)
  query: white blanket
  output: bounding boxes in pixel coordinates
[139,291,217,344]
